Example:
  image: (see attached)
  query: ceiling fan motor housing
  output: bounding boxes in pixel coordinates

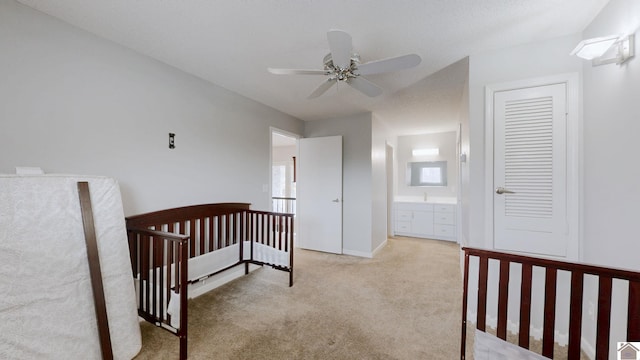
[323,53,360,81]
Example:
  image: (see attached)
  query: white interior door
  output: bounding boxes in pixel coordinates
[297,136,343,254]
[493,83,568,257]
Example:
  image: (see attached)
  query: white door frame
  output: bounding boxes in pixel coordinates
[269,127,300,213]
[484,73,581,260]
[385,142,395,238]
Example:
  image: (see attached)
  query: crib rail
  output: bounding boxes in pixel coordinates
[126,203,294,360]
[245,210,295,285]
[461,247,640,360]
[127,227,189,360]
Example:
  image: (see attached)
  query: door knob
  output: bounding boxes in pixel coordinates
[332,198,340,203]
[495,187,515,194]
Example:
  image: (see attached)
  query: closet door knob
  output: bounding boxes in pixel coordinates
[495,187,515,194]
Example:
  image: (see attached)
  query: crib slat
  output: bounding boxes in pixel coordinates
[224,214,233,247]
[519,263,532,349]
[284,216,293,251]
[237,212,242,244]
[477,256,488,332]
[239,212,243,245]
[629,280,640,341]
[158,238,165,324]
[278,215,283,250]
[271,214,276,248]
[461,251,470,360]
[542,267,557,358]
[152,238,159,318]
[567,271,584,359]
[165,242,172,322]
[289,216,294,287]
[595,276,612,359]
[188,219,195,257]
[232,213,237,245]
[199,218,205,255]
[208,217,214,252]
[262,213,266,244]
[141,235,150,315]
[497,260,510,340]
[174,241,180,298]
[249,212,254,247]
[217,215,223,250]
[228,214,233,246]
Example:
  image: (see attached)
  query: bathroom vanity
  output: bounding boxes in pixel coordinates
[394,198,457,241]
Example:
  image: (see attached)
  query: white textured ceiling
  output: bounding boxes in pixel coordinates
[16,0,608,134]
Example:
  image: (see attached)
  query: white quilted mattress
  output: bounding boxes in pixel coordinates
[0,175,141,360]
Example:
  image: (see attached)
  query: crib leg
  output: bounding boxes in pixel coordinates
[289,269,293,287]
[179,335,187,360]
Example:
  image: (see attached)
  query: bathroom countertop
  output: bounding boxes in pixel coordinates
[394,196,457,205]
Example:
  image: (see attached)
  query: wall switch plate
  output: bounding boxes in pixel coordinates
[169,133,175,149]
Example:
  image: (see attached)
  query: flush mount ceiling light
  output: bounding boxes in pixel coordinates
[412,148,439,156]
[571,34,635,66]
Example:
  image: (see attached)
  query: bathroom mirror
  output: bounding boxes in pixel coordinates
[407,161,447,187]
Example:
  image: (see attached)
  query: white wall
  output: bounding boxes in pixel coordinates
[304,113,378,256]
[396,131,458,199]
[371,114,390,252]
[580,1,640,357]
[581,0,640,281]
[0,0,303,215]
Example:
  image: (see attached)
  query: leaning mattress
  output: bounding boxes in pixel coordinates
[0,174,141,360]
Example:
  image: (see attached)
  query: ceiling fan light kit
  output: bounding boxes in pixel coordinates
[268,29,421,99]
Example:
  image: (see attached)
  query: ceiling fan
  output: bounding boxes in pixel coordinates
[268,30,422,99]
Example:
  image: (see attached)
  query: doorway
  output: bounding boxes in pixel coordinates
[270,128,298,214]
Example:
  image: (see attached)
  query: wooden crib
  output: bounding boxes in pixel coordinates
[461,247,640,359]
[126,203,294,360]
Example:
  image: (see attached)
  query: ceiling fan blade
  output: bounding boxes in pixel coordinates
[327,30,352,70]
[347,77,383,97]
[268,68,329,75]
[308,78,337,99]
[356,54,422,75]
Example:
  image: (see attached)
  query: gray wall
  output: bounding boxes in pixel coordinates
[0,0,303,215]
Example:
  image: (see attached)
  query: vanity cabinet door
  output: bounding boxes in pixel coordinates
[412,210,434,236]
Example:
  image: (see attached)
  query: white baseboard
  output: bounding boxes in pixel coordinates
[342,248,373,258]
[372,239,388,257]
[342,239,388,258]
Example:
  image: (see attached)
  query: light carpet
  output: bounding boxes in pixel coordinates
[134,237,465,359]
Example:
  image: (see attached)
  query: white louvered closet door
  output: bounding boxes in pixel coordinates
[493,83,567,257]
